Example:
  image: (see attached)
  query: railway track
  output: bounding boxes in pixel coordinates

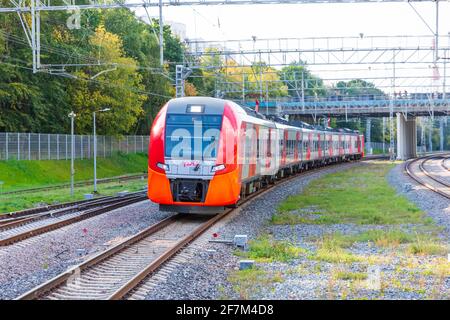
[441,156,450,171]
[0,196,109,223]
[405,153,450,199]
[0,191,147,246]
[0,173,147,196]
[17,158,362,300]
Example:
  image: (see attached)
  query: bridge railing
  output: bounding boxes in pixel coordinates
[240,95,450,114]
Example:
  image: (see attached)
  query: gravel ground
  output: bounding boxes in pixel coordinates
[388,162,450,241]
[0,200,173,300]
[142,161,450,300]
[144,162,363,300]
[3,160,449,300]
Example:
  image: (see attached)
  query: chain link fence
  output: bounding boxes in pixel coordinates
[0,131,390,160]
[0,132,149,161]
[365,142,388,154]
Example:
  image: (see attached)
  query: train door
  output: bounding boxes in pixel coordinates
[239,122,249,181]
[360,134,365,157]
[302,130,309,161]
[266,127,273,174]
[311,132,318,160]
[357,135,361,154]
[328,134,333,157]
[318,132,322,159]
[307,132,312,161]
[256,125,264,176]
[281,130,287,167]
[243,122,257,180]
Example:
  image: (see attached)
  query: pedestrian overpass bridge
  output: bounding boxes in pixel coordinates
[241,97,450,160]
[243,97,450,117]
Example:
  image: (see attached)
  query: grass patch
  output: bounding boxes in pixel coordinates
[0,152,147,192]
[228,268,283,299]
[421,258,450,277]
[235,235,306,262]
[407,238,448,256]
[309,236,361,264]
[271,212,339,225]
[275,162,426,225]
[318,230,416,249]
[333,270,368,281]
[311,248,361,264]
[354,230,415,247]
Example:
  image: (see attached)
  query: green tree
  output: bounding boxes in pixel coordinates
[279,63,327,98]
[334,79,385,97]
[68,25,146,135]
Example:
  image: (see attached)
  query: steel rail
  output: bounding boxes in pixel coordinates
[0,194,147,246]
[108,211,231,300]
[441,156,450,172]
[120,158,370,300]
[17,215,178,300]
[405,154,450,200]
[419,156,450,188]
[17,156,366,300]
[0,189,146,222]
[0,193,145,231]
[0,197,107,221]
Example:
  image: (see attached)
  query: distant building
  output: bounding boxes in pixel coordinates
[167,21,187,41]
[136,13,186,41]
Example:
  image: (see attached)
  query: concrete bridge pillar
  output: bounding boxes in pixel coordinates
[396,113,417,160]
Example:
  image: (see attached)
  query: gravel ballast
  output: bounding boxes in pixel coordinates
[142,161,450,300]
[143,162,364,300]
[0,200,173,300]
[3,160,450,300]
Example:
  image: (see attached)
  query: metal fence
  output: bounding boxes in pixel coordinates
[365,142,388,154]
[0,132,150,161]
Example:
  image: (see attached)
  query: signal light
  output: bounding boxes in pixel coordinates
[156,162,169,171]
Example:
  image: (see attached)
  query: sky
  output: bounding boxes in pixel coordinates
[137,2,450,41]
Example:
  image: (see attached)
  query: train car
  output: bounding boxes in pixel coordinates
[148,97,364,214]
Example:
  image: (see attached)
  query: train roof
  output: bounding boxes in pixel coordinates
[167,96,227,115]
[167,97,360,135]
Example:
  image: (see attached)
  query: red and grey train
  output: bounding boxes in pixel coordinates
[148,97,364,213]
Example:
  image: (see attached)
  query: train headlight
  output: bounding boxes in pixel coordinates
[187,105,204,113]
[157,162,169,171]
[211,164,225,173]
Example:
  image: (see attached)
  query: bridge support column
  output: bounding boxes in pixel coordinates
[396,113,417,160]
[366,118,372,154]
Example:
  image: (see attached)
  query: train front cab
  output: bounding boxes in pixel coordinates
[147,98,241,214]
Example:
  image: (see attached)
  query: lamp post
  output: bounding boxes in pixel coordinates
[68,111,76,197]
[93,108,110,193]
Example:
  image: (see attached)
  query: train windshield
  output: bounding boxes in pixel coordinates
[165,114,222,160]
